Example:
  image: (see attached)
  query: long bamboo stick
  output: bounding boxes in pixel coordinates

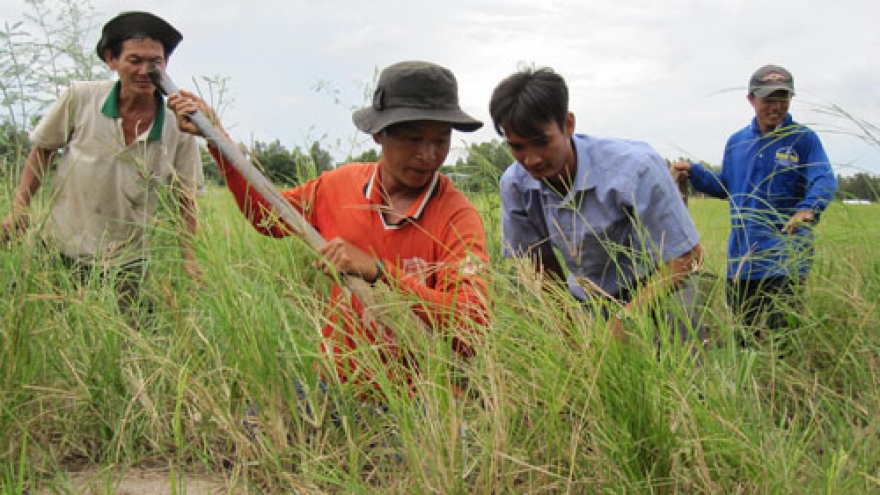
[148,65,428,334]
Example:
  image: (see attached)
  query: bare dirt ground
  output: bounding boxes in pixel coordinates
[31,468,248,495]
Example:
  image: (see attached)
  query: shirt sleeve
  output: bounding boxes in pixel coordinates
[796,130,837,218]
[627,154,701,263]
[207,145,307,237]
[30,84,77,150]
[500,168,554,259]
[688,161,728,199]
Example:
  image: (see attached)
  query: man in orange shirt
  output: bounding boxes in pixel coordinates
[168,61,489,396]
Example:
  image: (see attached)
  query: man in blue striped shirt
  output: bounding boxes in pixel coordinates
[492,66,705,346]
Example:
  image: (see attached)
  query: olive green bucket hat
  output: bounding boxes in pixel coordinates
[353,60,483,134]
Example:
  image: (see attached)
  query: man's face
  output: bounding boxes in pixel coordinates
[374,120,453,193]
[107,38,166,99]
[748,90,791,132]
[503,113,575,184]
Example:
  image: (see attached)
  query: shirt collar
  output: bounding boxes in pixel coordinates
[364,163,440,228]
[528,134,596,204]
[571,134,597,192]
[101,80,165,141]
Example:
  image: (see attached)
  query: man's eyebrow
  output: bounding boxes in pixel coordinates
[520,133,552,145]
[126,54,164,60]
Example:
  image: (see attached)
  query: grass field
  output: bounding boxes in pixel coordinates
[1,186,878,494]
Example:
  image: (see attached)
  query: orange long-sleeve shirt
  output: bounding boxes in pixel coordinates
[209,146,489,390]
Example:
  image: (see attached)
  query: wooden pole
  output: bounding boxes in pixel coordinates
[148,65,430,334]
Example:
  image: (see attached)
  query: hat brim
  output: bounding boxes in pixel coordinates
[352,106,483,134]
[752,85,795,98]
[96,12,182,60]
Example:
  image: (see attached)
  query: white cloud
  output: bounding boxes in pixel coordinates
[2,0,878,174]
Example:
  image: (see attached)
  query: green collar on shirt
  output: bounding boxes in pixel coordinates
[101,81,165,141]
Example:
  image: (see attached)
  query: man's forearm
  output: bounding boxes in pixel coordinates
[620,244,703,315]
[13,147,55,209]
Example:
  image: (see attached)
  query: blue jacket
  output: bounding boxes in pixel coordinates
[689,114,837,280]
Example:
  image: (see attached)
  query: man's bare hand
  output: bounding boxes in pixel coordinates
[669,161,692,182]
[1,212,28,244]
[317,238,382,283]
[782,210,815,235]
[166,89,223,137]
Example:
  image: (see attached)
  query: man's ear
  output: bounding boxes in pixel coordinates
[103,48,116,68]
[747,93,758,110]
[564,112,575,137]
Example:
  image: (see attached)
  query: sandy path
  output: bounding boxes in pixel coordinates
[32,468,247,495]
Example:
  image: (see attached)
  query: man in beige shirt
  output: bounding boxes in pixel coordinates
[1,11,203,319]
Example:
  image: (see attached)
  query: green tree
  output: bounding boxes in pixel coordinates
[199,146,223,186]
[310,141,334,175]
[450,139,513,192]
[837,172,880,201]
[0,120,28,181]
[347,148,381,163]
[250,139,298,186]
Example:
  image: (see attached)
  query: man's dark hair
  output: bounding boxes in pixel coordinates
[489,67,569,137]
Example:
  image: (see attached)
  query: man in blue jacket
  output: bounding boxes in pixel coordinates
[671,64,837,342]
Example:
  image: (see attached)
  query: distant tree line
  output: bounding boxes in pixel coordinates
[6,118,880,199]
[1,0,878,200]
[200,139,335,187]
[836,173,880,202]
[442,139,514,192]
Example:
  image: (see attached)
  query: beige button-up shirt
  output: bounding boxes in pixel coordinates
[30,80,203,265]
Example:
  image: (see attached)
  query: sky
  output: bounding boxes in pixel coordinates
[3,0,880,175]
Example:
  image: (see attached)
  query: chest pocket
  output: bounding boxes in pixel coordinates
[120,143,172,208]
[548,201,625,272]
[763,145,804,201]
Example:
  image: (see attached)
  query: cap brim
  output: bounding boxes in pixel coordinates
[752,85,795,98]
[353,106,483,134]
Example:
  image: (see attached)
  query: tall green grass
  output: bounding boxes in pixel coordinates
[1,184,878,493]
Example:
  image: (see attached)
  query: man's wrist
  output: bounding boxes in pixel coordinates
[370,260,385,285]
[803,209,817,222]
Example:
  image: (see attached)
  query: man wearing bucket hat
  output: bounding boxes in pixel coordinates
[670,64,837,343]
[168,60,489,395]
[491,66,705,347]
[1,11,203,322]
